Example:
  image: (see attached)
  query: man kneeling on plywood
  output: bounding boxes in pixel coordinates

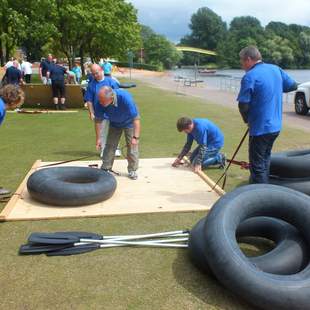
[172,117,225,173]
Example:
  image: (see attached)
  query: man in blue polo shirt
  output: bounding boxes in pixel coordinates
[0,84,24,195]
[172,117,225,173]
[97,86,140,180]
[84,64,121,157]
[4,61,23,85]
[237,46,298,184]
[39,54,53,85]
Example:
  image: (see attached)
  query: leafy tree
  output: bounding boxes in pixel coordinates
[0,0,27,64]
[141,25,182,69]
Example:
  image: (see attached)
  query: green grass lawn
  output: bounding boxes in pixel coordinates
[1,82,309,310]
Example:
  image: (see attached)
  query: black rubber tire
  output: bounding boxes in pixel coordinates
[189,216,308,275]
[203,184,310,310]
[270,176,310,196]
[27,167,117,206]
[270,149,310,179]
[295,93,309,115]
[119,83,136,89]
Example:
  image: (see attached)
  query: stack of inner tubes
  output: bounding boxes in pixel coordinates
[27,167,117,206]
[189,184,310,310]
[270,149,310,195]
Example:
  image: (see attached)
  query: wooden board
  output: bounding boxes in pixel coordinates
[7,109,79,114]
[0,158,224,222]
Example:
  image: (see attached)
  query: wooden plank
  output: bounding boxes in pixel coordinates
[184,156,226,196]
[0,160,41,221]
[2,158,221,222]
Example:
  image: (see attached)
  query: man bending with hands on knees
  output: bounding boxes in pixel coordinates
[97,86,140,180]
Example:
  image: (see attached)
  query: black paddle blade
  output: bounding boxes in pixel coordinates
[46,243,101,256]
[28,232,80,245]
[19,244,70,255]
[28,231,103,245]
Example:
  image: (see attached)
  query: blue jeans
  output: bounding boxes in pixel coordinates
[190,147,222,168]
[249,132,279,184]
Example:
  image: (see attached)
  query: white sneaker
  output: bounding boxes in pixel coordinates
[128,171,138,180]
[115,148,122,157]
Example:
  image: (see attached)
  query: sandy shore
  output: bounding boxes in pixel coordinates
[116,69,310,133]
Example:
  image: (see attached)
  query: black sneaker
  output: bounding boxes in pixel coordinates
[55,104,60,110]
[219,154,226,169]
[60,104,66,110]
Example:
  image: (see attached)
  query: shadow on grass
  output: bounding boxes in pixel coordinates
[52,150,98,157]
[172,251,256,310]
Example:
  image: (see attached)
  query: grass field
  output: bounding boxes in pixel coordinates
[1,82,309,310]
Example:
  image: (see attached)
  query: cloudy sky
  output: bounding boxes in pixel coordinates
[128,0,310,42]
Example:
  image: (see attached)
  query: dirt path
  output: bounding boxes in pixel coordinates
[123,70,310,133]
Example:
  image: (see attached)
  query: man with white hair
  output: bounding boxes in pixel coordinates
[237,45,298,184]
[97,86,140,180]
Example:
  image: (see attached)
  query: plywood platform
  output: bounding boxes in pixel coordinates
[0,158,224,222]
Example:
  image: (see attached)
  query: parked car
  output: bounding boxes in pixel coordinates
[294,82,310,115]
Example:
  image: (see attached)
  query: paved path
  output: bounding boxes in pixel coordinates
[127,71,310,133]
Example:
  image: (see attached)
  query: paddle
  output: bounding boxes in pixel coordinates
[19,243,73,255]
[46,241,188,257]
[28,230,189,246]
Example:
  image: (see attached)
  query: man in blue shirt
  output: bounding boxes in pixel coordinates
[97,86,140,180]
[237,46,298,183]
[4,61,23,85]
[84,64,121,157]
[172,117,225,173]
[47,59,67,110]
[39,54,53,85]
[0,84,24,195]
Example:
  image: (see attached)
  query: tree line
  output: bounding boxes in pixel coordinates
[180,7,310,69]
[0,0,181,70]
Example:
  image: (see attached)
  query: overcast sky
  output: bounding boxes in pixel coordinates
[128,0,310,42]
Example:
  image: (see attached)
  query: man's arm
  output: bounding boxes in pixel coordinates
[238,103,249,123]
[86,101,95,120]
[131,118,140,145]
[95,118,103,150]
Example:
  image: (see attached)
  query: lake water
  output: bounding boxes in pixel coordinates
[172,68,310,90]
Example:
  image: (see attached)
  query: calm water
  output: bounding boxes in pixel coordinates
[172,68,310,90]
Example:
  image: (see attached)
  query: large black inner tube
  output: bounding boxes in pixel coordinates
[270,176,310,196]
[270,149,310,178]
[27,167,117,206]
[203,184,310,310]
[189,216,308,275]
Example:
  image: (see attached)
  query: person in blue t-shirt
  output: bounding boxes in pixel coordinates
[97,86,140,180]
[0,84,24,195]
[39,54,53,85]
[173,117,225,173]
[3,61,23,85]
[101,60,113,76]
[237,46,298,184]
[47,59,68,110]
[84,64,121,158]
[71,63,82,84]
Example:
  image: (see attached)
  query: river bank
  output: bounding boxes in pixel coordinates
[115,69,310,133]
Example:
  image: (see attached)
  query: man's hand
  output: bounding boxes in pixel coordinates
[89,112,95,121]
[96,139,102,151]
[172,158,182,167]
[193,164,202,174]
[131,137,139,146]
